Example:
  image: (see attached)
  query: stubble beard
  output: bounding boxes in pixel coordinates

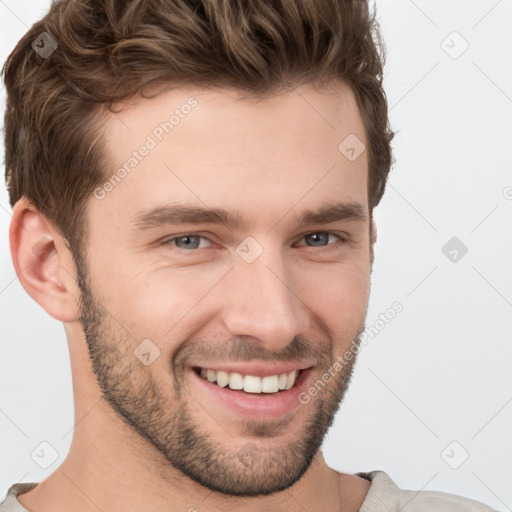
[74,253,365,497]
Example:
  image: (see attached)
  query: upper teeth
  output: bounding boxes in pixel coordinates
[199,368,298,393]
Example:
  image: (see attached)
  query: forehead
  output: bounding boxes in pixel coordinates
[90,81,369,231]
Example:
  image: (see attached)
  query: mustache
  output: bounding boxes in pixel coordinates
[172,335,331,373]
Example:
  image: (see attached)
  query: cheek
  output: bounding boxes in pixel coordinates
[299,255,370,299]
[127,258,369,317]
[295,260,370,333]
[88,242,370,355]
[115,263,230,339]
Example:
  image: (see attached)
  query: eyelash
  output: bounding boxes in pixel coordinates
[163,231,348,251]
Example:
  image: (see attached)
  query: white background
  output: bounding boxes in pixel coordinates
[1,0,511,510]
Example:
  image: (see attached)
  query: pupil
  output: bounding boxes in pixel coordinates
[177,236,199,249]
[307,233,328,246]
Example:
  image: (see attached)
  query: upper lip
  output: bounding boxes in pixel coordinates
[190,361,314,378]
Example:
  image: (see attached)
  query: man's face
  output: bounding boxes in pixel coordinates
[76,82,373,496]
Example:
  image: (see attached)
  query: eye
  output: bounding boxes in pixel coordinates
[295,231,346,248]
[166,234,212,250]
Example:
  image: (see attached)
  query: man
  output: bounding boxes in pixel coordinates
[0,0,496,510]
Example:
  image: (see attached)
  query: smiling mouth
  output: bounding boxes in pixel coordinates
[193,367,305,394]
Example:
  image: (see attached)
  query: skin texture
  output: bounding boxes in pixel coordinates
[10,81,375,512]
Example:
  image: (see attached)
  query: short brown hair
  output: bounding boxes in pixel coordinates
[3,0,394,256]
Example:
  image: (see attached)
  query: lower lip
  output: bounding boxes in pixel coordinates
[188,367,312,420]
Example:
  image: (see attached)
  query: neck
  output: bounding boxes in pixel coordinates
[17,346,370,512]
[18,400,367,512]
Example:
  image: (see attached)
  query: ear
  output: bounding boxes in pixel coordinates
[9,197,80,322]
[370,218,377,267]
[371,219,377,245]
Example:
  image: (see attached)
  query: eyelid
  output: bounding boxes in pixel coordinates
[162,230,348,250]
[293,230,348,247]
[163,233,214,249]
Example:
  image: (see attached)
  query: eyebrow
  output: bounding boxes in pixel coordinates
[130,201,368,231]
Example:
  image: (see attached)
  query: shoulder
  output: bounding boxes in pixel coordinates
[0,483,37,512]
[357,470,497,511]
[398,488,497,511]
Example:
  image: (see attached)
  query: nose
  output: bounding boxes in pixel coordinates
[219,248,309,353]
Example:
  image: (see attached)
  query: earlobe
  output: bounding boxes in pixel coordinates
[371,221,377,245]
[370,220,377,268]
[9,198,80,323]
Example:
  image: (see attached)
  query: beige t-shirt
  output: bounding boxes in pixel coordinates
[0,470,497,511]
